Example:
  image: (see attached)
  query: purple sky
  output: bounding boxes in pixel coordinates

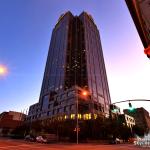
[0,0,150,113]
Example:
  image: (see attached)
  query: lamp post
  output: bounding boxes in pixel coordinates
[76,88,88,144]
[76,87,79,144]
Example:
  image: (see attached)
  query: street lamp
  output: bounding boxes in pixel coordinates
[82,91,88,96]
[76,88,88,144]
[75,86,78,144]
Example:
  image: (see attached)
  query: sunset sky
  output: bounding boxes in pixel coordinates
[0,0,150,113]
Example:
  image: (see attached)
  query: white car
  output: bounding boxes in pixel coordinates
[36,136,47,143]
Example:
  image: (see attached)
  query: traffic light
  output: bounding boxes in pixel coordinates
[128,102,135,112]
[110,104,120,113]
[129,102,132,108]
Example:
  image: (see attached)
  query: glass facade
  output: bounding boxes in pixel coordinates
[65,16,88,90]
[39,12,72,106]
[79,12,111,113]
[28,11,111,120]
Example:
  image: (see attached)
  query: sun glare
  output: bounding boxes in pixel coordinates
[0,65,8,76]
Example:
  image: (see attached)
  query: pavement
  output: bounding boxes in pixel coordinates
[0,139,149,150]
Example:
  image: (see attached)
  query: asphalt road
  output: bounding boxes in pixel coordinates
[0,139,149,150]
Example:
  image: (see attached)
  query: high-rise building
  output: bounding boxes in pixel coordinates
[27,12,111,122]
[125,0,150,57]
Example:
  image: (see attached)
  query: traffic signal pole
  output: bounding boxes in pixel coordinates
[111,99,150,112]
[112,99,150,105]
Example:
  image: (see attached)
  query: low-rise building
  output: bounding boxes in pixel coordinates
[124,107,150,131]
[0,111,26,136]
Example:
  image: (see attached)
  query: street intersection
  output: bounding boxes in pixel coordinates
[0,139,149,150]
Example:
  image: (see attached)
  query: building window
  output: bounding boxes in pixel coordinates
[94,103,98,110]
[71,114,75,119]
[61,101,66,106]
[61,94,66,99]
[42,95,49,110]
[68,90,75,96]
[83,113,91,120]
[64,106,66,112]
[59,108,64,113]
[64,115,68,119]
[54,101,59,106]
[54,109,57,115]
[78,114,82,119]
[94,114,97,119]
[70,105,75,111]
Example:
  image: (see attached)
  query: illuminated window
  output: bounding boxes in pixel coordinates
[71,114,75,119]
[88,113,91,119]
[78,114,82,119]
[64,115,67,119]
[83,113,91,120]
[94,114,97,119]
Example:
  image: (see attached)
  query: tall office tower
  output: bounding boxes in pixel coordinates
[125,0,150,57]
[27,12,111,121]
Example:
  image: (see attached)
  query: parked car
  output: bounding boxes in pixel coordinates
[24,135,36,142]
[116,138,122,144]
[109,138,122,144]
[128,137,137,143]
[36,134,57,143]
[42,134,57,143]
[36,136,47,143]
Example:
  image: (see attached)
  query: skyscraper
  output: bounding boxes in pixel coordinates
[27,12,111,121]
